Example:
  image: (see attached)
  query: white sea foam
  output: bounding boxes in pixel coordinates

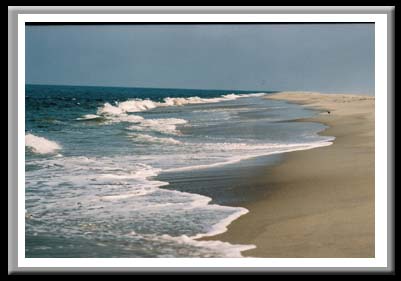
[118,99,160,112]
[83,93,265,133]
[142,188,255,257]
[127,118,187,135]
[129,133,182,145]
[76,114,103,120]
[26,154,254,257]
[100,189,155,200]
[88,105,187,134]
[191,207,250,239]
[108,114,144,124]
[159,234,255,258]
[25,133,61,154]
[163,140,334,173]
[96,93,267,116]
[163,93,265,107]
[163,189,252,240]
[96,102,125,116]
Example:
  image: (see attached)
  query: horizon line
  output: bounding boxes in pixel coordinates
[25,83,373,96]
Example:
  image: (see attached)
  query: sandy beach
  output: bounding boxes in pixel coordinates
[204,92,375,258]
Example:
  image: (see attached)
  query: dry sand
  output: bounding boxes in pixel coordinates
[204,92,375,258]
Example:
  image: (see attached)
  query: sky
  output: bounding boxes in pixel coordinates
[25,24,375,95]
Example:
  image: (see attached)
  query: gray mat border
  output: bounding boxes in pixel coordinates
[8,6,395,274]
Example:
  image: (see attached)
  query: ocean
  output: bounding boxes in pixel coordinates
[25,84,334,258]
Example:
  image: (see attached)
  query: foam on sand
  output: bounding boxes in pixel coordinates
[153,189,255,257]
[163,140,334,173]
[159,234,255,258]
[25,133,62,154]
[26,154,254,257]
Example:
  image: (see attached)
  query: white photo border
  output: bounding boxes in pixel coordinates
[17,13,387,269]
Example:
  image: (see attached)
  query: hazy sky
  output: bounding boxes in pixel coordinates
[25,24,375,95]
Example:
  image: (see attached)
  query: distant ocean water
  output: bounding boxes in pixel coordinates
[25,84,334,258]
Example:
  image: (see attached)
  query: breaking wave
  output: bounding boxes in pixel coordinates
[25,133,61,154]
[96,93,266,115]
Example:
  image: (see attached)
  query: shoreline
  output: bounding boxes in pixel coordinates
[202,92,375,258]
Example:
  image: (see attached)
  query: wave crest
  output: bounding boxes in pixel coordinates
[25,133,61,154]
[97,93,266,116]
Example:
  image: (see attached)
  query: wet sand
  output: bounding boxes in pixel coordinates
[203,92,375,258]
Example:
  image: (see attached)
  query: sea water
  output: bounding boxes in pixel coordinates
[25,84,333,257]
